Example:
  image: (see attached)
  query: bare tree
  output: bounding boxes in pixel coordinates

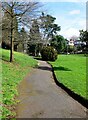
[1,1,41,62]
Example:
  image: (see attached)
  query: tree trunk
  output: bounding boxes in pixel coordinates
[35,45,36,57]
[10,19,14,62]
[10,29,14,62]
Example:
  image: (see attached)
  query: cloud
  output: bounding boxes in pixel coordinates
[78,19,86,30]
[69,10,80,15]
[55,16,85,39]
[60,28,80,39]
[58,18,86,39]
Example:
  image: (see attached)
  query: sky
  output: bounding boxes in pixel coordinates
[1,0,87,39]
[41,1,86,39]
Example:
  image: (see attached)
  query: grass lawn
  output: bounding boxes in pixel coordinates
[0,48,37,118]
[49,54,87,100]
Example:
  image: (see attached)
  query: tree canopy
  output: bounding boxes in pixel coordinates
[40,12,61,45]
[79,30,88,54]
[79,30,88,43]
[51,35,67,53]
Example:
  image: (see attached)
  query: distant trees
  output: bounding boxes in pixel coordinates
[79,30,88,53]
[79,30,88,44]
[1,1,40,62]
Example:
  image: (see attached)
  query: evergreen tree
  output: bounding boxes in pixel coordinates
[40,12,61,46]
[19,27,28,53]
[79,30,88,53]
[51,35,67,53]
[28,19,41,56]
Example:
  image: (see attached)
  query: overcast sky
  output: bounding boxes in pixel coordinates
[42,1,86,39]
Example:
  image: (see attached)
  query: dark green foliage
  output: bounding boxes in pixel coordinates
[27,44,36,56]
[40,13,61,45]
[19,27,28,53]
[41,46,58,61]
[50,35,67,53]
[79,30,88,54]
[79,30,88,43]
[28,19,42,56]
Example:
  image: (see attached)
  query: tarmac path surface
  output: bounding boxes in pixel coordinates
[16,60,86,118]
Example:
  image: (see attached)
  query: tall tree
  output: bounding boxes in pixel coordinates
[40,12,61,45]
[19,27,28,53]
[2,1,40,62]
[28,19,41,56]
[2,7,18,50]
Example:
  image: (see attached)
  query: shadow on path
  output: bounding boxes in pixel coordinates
[37,66,52,71]
[34,57,42,60]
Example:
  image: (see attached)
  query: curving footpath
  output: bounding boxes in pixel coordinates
[16,60,87,118]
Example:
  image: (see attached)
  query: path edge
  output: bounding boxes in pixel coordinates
[47,62,88,109]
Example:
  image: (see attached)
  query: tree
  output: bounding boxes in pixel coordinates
[2,1,40,62]
[79,30,88,53]
[28,19,41,56]
[40,12,61,46]
[2,8,19,51]
[51,35,67,53]
[79,30,88,43]
[19,27,28,53]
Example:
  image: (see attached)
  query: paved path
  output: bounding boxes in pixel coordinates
[16,60,86,118]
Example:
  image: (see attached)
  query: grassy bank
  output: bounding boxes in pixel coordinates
[0,48,37,118]
[49,54,86,100]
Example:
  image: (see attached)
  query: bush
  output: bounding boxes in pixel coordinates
[41,46,58,61]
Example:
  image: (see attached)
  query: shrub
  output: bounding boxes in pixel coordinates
[41,46,58,61]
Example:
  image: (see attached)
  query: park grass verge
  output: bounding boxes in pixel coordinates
[0,48,37,118]
[49,54,87,101]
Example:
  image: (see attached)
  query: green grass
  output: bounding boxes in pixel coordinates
[49,54,87,100]
[0,48,37,118]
